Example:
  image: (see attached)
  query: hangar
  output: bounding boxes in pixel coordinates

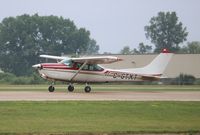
[101,54,200,78]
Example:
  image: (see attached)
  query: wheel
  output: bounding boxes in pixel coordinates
[68,85,74,92]
[84,86,91,93]
[48,85,55,92]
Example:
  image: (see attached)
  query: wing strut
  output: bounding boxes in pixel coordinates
[70,61,87,82]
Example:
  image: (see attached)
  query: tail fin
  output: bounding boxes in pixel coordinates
[124,49,173,76]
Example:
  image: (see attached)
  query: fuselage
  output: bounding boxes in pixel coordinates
[36,62,160,83]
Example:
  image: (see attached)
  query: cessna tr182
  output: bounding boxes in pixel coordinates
[32,49,173,93]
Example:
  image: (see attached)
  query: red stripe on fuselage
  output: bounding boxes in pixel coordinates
[41,63,78,70]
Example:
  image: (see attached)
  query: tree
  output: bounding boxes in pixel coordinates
[132,48,139,54]
[179,41,200,54]
[120,43,153,54]
[186,41,200,54]
[85,39,99,55]
[174,74,196,85]
[145,12,188,53]
[120,46,132,54]
[187,42,200,53]
[138,42,152,54]
[132,43,152,54]
[0,14,99,76]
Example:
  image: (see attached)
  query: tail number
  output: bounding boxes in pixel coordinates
[105,71,137,80]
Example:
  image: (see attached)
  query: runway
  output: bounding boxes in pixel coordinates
[0,91,200,101]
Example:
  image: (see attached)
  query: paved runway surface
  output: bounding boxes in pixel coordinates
[0,91,200,101]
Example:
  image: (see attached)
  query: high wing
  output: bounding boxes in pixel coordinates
[40,55,67,60]
[40,55,123,64]
[70,56,122,64]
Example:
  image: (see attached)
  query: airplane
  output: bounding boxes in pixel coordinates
[32,48,173,93]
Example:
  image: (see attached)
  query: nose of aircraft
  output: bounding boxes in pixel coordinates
[32,64,42,69]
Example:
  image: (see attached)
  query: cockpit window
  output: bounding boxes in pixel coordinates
[62,61,104,71]
[81,63,104,71]
[61,59,73,67]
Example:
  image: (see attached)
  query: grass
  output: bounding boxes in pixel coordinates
[0,85,200,134]
[0,84,200,92]
[0,101,200,134]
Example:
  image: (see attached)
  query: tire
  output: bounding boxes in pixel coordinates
[84,86,91,93]
[48,85,55,92]
[68,85,74,92]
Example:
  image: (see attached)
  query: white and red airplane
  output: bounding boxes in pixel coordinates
[32,49,173,93]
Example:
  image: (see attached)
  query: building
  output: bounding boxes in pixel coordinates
[100,54,200,78]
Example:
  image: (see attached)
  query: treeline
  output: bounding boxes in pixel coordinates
[0,14,99,76]
[120,12,200,54]
[0,72,46,84]
[120,41,200,54]
[164,74,198,85]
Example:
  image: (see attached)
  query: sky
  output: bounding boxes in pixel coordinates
[0,0,199,53]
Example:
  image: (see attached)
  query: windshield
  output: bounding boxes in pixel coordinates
[61,59,73,67]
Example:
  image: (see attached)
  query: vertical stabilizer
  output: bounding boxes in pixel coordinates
[123,49,173,76]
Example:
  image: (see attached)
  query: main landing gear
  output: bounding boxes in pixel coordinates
[47,83,92,93]
[68,84,74,92]
[84,83,91,93]
[48,82,55,92]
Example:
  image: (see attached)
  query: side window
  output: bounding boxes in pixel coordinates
[93,64,104,71]
[75,63,104,71]
[89,65,94,71]
[86,64,104,71]
[82,64,89,70]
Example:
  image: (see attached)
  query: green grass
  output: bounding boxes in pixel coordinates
[0,101,200,134]
[0,85,200,134]
[0,84,200,92]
